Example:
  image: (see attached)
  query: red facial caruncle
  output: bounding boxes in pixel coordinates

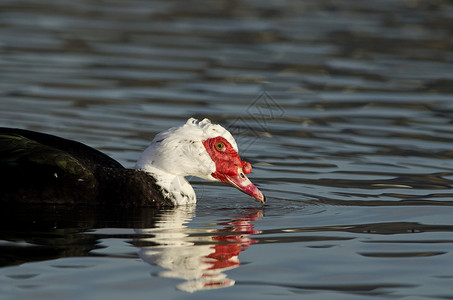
[202,136,265,203]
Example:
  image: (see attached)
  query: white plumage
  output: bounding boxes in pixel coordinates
[135,118,240,205]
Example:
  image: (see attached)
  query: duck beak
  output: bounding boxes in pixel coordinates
[213,167,265,204]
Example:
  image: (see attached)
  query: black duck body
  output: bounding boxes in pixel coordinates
[0,128,173,207]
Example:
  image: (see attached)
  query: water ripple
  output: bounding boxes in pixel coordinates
[1,0,453,298]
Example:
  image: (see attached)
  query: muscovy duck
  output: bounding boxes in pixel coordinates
[0,118,265,208]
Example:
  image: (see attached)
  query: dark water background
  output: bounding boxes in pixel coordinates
[1,0,453,299]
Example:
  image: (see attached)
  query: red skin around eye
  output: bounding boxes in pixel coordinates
[202,137,244,177]
[203,136,265,203]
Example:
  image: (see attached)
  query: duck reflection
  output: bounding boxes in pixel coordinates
[136,206,263,292]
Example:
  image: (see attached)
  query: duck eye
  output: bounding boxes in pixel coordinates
[215,142,226,152]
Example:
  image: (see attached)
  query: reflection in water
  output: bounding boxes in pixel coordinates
[136,207,262,292]
[1,204,453,297]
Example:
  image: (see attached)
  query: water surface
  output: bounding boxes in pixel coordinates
[1,0,453,299]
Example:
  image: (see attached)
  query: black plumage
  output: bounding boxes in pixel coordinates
[0,128,173,208]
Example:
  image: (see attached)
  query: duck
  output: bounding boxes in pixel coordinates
[0,118,265,208]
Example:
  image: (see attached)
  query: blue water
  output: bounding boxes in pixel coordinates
[1,0,453,299]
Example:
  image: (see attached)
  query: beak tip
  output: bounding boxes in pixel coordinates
[255,193,266,204]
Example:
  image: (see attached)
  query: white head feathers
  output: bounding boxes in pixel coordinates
[183,118,238,151]
[134,118,239,205]
[135,118,237,179]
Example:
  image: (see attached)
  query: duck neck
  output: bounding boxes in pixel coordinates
[135,164,196,206]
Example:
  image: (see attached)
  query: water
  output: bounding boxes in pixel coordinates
[1,0,453,298]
